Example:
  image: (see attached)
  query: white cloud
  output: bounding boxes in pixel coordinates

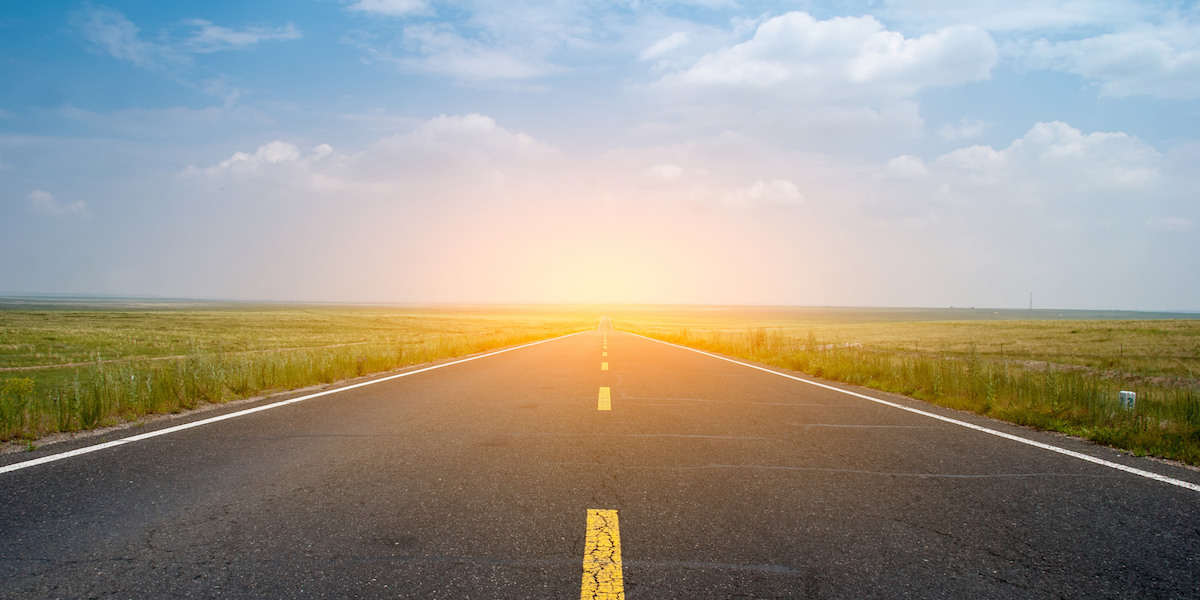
[937,118,991,140]
[878,0,1159,32]
[648,164,684,180]
[28,190,86,216]
[886,155,928,178]
[344,0,603,84]
[73,5,300,68]
[345,0,430,17]
[401,113,554,156]
[181,19,301,53]
[647,12,997,140]
[936,121,1159,186]
[192,114,558,192]
[401,25,556,80]
[347,25,558,82]
[1022,22,1200,99]
[203,140,304,175]
[72,4,183,72]
[665,13,997,98]
[640,32,691,61]
[1145,216,1192,231]
[936,144,1005,174]
[919,120,1166,209]
[723,179,804,208]
[70,4,301,107]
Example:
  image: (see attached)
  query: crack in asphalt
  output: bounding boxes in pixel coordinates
[581,509,623,600]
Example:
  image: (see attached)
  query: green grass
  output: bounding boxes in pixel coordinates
[610,306,1200,465]
[0,302,597,442]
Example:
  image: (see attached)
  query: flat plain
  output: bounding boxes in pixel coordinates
[0,298,598,443]
[5,300,1199,464]
[608,305,1200,464]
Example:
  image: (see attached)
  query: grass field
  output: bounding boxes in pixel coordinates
[6,300,1200,465]
[608,306,1200,465]
[0,299,597,445]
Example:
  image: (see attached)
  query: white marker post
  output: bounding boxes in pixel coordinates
[1119,391,1136,411]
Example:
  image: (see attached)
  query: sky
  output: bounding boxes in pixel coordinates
[1,1,1198,310]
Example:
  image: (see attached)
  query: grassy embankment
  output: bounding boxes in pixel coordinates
[0,301,597,444]
[610,306,1200,465]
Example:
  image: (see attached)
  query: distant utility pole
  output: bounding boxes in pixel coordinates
[1029,292,1033,311]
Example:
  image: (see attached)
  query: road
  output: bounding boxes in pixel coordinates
[1,318,1198,598]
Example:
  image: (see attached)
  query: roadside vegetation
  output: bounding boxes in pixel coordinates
[0,302,596,444]
[611,307,1200,465]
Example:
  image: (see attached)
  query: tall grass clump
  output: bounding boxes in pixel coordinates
[1,327,584,443]
[634,326,1200,465]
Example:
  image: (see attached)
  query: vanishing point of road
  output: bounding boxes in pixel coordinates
[2,318,1197,598]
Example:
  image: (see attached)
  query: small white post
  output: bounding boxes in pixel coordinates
[1118,391,1136,411]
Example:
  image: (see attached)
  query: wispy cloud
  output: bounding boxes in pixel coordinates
[344,0,431,17]
[28,190,86,216]
[640,32,691,61]
[1145,216,1192,231]
[345,25,559,84]
[70,4,301,104]
[71,4,186,72]
[181,19,301,53]
[1019,21,1200,99]
[937,118,992,140]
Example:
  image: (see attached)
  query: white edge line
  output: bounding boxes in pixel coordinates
[624,331,1200,494]
[0,330,590,475]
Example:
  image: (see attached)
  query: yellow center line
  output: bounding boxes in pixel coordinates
[601,362,608,371]
[598,387,611,411]
[581,509,624,600]
[602,351,607,356]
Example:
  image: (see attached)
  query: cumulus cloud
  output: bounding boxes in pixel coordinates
[663,13,997,99]
[647,12,997,139]
[722,179,803,208]
[396,113,555,157]
[206,140,304,174]
[190,114,559,197]
[877,121,1183,239]
[648,164,684,180]
[28,190,86,216]
[886,155,928,178]
[933,121,1160,193]
[1022,22,1200,99]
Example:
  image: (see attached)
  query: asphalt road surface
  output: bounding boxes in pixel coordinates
[2,319,1198,599]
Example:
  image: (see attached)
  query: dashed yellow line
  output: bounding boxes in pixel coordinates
[601,362,608,371]
[581,509,624,600]
[602,351,607,356]
[598,387,611,411]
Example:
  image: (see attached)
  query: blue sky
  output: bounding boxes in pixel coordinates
[2,1,1199,309]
